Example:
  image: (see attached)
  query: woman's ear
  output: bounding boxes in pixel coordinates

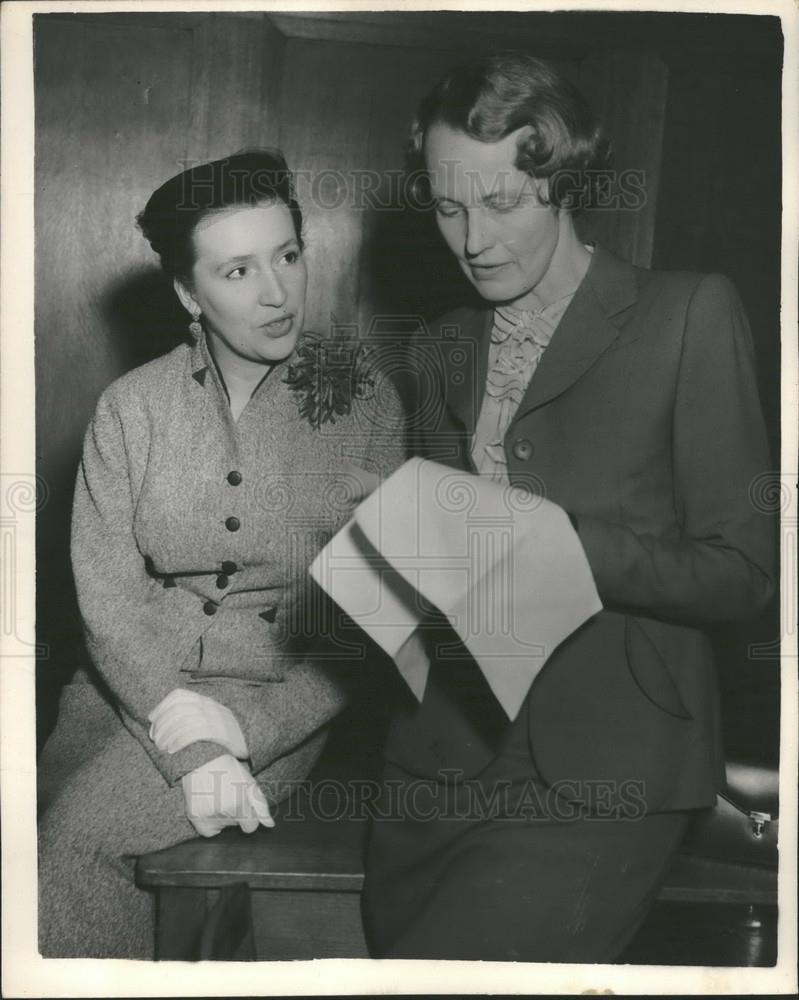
[173,277,199,317]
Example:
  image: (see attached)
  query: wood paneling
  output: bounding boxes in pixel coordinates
[35,16,194,477]
[35,13,288,492]
[278,39,475,336]
[185,13,285,163]
[270,10,782,64]
[653,62,782,448]
[577,49,669,267]
[278,38,377,336]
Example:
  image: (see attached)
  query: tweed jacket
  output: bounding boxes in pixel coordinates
[71,331,406,786]
[387,246,776,812]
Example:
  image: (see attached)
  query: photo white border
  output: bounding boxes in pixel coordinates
[2,0,797,995]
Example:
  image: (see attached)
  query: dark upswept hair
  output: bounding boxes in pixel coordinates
[408,52,611,209]
[137,148,303,281]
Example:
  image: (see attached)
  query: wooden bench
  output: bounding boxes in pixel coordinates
[137,813,370,961]
[136,809,778,962]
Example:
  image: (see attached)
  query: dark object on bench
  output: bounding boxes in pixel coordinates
[620,756,779,966]
[681,759,779,870]
[136,758,778,963]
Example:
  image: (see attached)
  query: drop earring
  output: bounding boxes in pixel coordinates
[189,312,202,339]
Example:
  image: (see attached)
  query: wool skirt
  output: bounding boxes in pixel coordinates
[37,679,323,959]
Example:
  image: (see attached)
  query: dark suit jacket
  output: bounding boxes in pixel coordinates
[386,246,776,812]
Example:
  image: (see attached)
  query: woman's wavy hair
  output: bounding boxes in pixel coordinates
[137,148,303,282]
[408,52,611,210]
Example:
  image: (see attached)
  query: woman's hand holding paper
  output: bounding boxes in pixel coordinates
[311,457,602,720]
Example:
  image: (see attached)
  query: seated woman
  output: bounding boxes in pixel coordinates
[37,149,405,959]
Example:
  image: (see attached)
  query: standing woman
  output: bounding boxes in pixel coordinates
[361,53,776,962]
[38,150,405,958]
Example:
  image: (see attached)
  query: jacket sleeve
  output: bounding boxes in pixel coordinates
[575,273,777,625]
[72,388,230,784]
[193,660,355,776]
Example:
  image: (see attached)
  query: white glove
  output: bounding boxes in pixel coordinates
[181,753,274,838]
[148,688,248,759]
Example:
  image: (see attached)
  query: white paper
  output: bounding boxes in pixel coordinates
[311,457,602,718]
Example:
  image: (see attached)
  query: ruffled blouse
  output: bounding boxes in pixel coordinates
[471,293,576,481]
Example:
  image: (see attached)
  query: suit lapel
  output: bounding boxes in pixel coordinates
[511,246,640,421]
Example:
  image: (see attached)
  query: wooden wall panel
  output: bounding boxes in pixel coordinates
[185,13,285,163]
[653,61,782,457]
[35,17,194,479]
[353,44,480,334]
[35,13,288,502]
[279,39,461,336]
[577,50,669,267]
[278,38,378,337]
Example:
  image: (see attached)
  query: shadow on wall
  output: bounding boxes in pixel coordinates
[361,201,476,323]
[36,267,188,752]
[100,266,188,371]
[359,199,481,418]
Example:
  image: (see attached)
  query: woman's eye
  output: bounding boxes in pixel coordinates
[435,202,463,219]
[226,266,248,279]
[489,199,521,214]
[281,250,301,265]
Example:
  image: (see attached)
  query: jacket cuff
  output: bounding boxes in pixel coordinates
[158,739,234,785]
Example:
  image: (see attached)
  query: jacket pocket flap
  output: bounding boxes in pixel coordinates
[625,617,693,719]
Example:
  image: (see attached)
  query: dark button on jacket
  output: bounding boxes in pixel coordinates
[227,470,242,486]
[203,601,218,616]
[225,516,240,532]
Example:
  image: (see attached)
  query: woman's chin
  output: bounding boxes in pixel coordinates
[259,330,301,364]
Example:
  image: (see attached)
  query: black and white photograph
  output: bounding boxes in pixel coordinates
[1,0,797,995]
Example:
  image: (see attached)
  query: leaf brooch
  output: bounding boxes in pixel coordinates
[284,333,376,429]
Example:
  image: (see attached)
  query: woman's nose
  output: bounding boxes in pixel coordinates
[464,208,490,258]
[259,269,287,308]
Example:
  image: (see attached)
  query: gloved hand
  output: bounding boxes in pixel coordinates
[148,688,248,759]
[181,753,274,837]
